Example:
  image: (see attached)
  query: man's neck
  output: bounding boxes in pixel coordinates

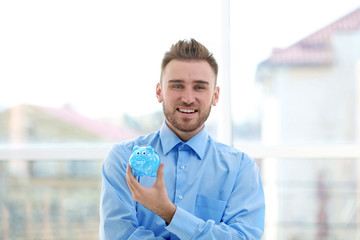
[165,120,204,142]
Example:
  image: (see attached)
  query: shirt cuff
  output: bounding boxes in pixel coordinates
[165,206,203,240]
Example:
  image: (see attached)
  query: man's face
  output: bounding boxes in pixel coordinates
[156,59,219,141]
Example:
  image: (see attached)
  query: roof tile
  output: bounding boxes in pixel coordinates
[262,7,360,66]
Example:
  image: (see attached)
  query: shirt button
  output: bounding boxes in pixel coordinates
[180,165,185,170]
[178,195,183,200]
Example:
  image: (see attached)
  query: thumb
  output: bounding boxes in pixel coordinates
[155,163,165,185]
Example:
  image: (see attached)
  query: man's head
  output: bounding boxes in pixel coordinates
[157,39,220,141]
[160,39,218,85]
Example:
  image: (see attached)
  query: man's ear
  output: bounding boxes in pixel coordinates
[212,86,220,106]
[156,82,163,103]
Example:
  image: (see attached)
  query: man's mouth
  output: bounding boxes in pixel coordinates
[177,108,197,114]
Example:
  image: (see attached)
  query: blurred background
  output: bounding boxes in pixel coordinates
[1,0,360,239]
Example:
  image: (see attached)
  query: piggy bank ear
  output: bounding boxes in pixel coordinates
[133,146,140,151]
[147,146,154,154]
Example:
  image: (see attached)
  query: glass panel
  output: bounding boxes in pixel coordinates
[0,159,102,239]
[260,157,359,240]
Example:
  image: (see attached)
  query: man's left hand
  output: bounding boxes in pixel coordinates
[126,163,176,224]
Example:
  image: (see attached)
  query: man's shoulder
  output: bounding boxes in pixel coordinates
[211,138,242,156]
[210,138,254,166]
[105,131,159,166]
[112,131,160,151]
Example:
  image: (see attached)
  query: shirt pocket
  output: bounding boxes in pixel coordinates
[195,194,227,223]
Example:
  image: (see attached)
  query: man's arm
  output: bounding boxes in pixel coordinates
[170,155,265,240]
[126,153,265,240]
[99,145,166,240]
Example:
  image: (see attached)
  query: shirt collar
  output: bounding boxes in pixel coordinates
[159,122,209,160]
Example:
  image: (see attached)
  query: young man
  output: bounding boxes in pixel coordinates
[99,39,265,239]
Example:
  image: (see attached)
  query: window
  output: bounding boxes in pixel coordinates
[1,1,360,239]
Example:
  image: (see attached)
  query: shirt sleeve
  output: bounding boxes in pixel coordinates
[99,145,166,240]
[165,153,265,240]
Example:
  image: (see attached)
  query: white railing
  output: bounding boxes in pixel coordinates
[0,144,112,160]
[237,143,360,159]
[1,143,359,160]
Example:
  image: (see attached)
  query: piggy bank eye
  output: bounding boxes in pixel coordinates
[136,151,140,155]
[142,151,146,155]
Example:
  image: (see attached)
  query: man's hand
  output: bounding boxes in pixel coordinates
[126,163,176,224]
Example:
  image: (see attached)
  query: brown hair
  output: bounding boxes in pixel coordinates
[160,38,218,84]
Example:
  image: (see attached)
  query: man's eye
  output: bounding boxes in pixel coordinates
[172,85,182,89]
[195,85,206,90]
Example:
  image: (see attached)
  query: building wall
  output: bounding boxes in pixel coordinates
[257,29,360,240]
[260,31,360,144]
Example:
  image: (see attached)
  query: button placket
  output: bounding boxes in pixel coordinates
[174,144,189,204]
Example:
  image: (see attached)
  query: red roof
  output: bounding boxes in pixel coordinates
[261,7,360,66]
[35,105,142,141]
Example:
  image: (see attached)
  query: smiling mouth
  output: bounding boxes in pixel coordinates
[177,108,197,114]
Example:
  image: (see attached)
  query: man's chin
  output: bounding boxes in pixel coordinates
[172,121,203,133]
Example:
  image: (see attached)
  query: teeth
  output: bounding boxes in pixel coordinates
[179,108,195,113]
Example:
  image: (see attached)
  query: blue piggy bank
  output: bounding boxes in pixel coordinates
[129,146,160,177]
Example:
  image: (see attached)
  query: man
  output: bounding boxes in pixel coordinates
[99,39,265,239]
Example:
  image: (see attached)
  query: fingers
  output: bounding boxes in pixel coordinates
[126,164,143,202]
[126,164,134,189]
[126,164,134,185]
[126,163,131,176]
[126,163,136,179]
[126,164,139,192]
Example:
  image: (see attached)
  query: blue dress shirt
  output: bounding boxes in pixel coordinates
[99,123,265,240]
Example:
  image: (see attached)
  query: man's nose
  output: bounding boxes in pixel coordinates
[181,88,195,104]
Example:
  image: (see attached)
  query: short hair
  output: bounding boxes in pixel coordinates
[160,38,218,84]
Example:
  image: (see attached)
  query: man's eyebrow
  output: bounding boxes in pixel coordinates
[167,79,210,85]
[168,79,184,83]
[194,80,209,85]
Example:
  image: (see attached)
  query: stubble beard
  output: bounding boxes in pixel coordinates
[162,102,212,133]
